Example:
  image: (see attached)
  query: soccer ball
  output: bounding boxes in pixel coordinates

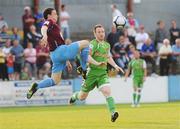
[113,15,126,29]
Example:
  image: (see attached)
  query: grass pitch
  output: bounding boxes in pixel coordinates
[0,102,179,129]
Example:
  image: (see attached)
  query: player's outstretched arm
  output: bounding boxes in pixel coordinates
[107,56,124,74]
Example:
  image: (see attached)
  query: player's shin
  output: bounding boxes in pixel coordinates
[37,78,56,89]
[137,92,141,105]
[133,92,137,105]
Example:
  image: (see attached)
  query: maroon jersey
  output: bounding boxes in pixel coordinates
[43,19,65,51]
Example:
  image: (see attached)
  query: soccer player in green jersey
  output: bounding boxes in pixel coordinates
[69,24,124,122]
[125,51,147,107]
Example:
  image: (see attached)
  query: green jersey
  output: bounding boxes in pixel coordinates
[89,39,110,72]
[128,59,146,78]
[81,39,111,92]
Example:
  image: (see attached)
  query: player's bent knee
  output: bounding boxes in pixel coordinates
[51,73,62,85]
[53,78,61,85]
[102,90,111,97]
[100,86,111,97]
[79,40,90,49]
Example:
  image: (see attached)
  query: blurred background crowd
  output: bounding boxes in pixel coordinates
[0,0,180,81]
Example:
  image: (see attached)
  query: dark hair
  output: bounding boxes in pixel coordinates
[113,4,117,8]
[61,4,65,9]
[157,20,163,25]
[93,24,104,32]
[43,8,54,20]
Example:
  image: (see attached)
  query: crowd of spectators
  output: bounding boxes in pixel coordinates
[0,5,72,81]
[0,4,180,81]
[108,9,180,76]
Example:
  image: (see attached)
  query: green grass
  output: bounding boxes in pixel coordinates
[0,102,180,129]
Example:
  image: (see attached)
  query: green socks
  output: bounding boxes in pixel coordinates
[133,92,141,105]
[137,93,141,104]
[106,97,115,113]
[133,92,136,105]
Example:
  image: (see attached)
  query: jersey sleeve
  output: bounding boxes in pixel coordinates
[108,49,112,57]
[89,41,96,55]
[43,20,53,28]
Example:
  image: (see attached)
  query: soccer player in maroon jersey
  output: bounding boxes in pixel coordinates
[27,8,89,99]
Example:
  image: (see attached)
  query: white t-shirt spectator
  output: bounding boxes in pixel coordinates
[135,32,149,50]
[60,11,70,28]
[112,9,122,18]
[2,46,12,57]
[0,20,8,30]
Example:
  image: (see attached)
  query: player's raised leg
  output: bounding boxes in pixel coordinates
[64,40,89,79]
[77,40,90,79]
[99,84,119,122]
[27,72,62,99]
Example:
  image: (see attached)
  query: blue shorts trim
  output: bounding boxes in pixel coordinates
[50,42,79,73]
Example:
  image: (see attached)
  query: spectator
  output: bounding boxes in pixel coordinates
[126,12,139,29]
[126,12,139,44]
[155,20,168,50]
[128,44,136,59]
[60,4,70,40]
[27,25,42,48]
[2,39,12,56]
[123,28,131,43]
[0,25,12,47]
[169,20,180,45]
[107,25,123,50]
[0,48,8,81]
[111,4,123,18]
[20,66,31,80]
[112,35,130,70]
[141,38,157,75]
[24,42,37,79]
[135,25,149,51]
[39,62,51,79]
[171,38,180,74]
[34,12,44,33]
[36,41,50,79]
[159,39,172,76]
[22,6,35,45]
[6,53,15,80]
[11,40,24,80]
[0,14,8,30]
[11,27,21,42]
